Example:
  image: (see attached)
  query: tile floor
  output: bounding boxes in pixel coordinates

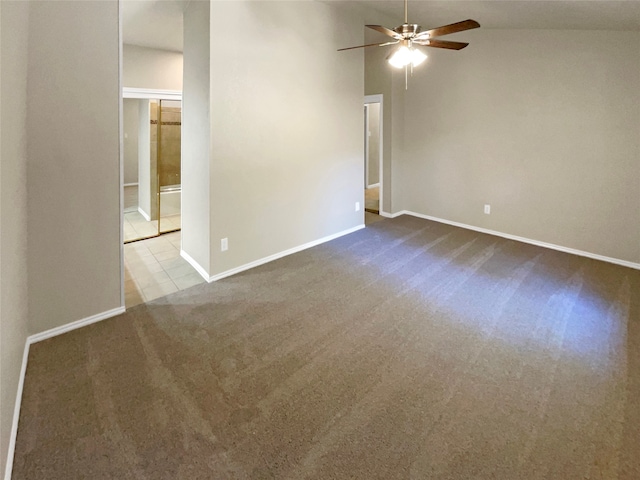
[124,231,205,308]
[124,211,182,242]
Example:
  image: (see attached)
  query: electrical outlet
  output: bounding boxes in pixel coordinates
[355,202,361,212]
[484,204,491,215]
[221,238,228,251]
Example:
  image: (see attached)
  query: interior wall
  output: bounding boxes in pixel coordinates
[26,0,121,333]
[0,2,30,475]
[208,0,364,276]
[399,29,640,264]
[181,0,211,275]
[123,98,139,185]
[123,44,183,91]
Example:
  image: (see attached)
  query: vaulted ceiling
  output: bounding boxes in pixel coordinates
[122,0,640,53]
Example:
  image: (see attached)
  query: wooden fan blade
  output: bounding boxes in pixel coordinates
[415,19,480,39]
[366,25,401,39]
[338,41,398,52]
[413,39,469,50]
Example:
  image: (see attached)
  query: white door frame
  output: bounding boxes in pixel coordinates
[364,94,383,213]
[123,87,182,101]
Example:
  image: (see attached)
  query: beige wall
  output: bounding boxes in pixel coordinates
[0,2,30,475]
[123,44,183,91]
[207,1,365,276]
[397,29,640,264]
[181,0,211,275]
[26,0,121,332]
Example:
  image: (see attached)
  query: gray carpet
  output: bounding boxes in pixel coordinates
[13,216,640,479]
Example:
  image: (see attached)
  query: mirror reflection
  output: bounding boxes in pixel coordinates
[123,98,182,242]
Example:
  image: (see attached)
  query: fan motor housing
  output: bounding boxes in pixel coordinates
[394,23,421,37]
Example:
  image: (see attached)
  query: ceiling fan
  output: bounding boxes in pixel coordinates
[339,0,480,85]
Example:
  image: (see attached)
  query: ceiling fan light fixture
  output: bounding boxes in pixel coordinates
[387,45,412,68]
[387,45,427,68]
[337,0,480,88]
[410,47,427,66]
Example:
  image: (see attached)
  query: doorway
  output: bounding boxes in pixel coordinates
[364,95,383,215]
[122,89,183,243]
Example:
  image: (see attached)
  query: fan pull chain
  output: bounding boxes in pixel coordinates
[405,64,408,90]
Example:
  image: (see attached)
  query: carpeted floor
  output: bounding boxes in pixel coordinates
[12,216,640,479]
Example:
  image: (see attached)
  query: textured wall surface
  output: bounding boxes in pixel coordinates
[26,0,121,332]
[0,2,30,476]
[123,44,183,91]
[399,29,640,263]
[207,1,365,276]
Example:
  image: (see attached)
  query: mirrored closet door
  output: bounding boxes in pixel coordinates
[123,98,182,243]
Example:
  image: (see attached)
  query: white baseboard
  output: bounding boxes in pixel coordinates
[379,210,401,218]
[28,306,126,344]
[207,224,366,283]
[366,183,380,189]
[123,182,139,187]
[3,341,30,480]
[137,207,151,222]
[180,249,211,282]
[401,210,640,270]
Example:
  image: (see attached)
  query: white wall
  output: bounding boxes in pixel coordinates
[207,1,364,276]
[123,44,183,91]
[123,98,139,185]
[398,29,640,264]
[0,2,30,476]
[26,0,121,332]
[182,0,212,275]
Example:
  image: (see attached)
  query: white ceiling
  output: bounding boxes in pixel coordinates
[121,0,640,53]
